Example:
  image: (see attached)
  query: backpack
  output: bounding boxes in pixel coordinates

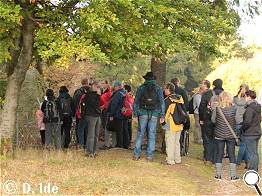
[75,93,87,119]
[139,83,160,110]
[43,100,59,123]
[60,97,72,117]
[207,90,219,115]
[121,93,134,117]
[188,95,195,114]
[166,97,189,127]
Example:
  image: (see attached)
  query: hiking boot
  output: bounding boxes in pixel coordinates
[230,176,240,181]
[99,145,110,150]
[161,160,174,166]
[214,175,222,181]
[146,157,153,162]
[132,156,140,161]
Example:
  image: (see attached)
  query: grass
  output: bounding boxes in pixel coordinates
[0,139,259,195]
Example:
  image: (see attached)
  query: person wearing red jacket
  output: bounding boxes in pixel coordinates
[100,81,116,150]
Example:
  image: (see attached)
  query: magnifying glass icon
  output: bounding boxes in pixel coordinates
[243,170,262,196]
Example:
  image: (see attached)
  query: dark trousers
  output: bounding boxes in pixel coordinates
[215,139,236,163]
[128,118,132,143]
[86,116,101,155]
[40,130,45,145]
[77,117,88,147]
[114,118,129,148]
[201,121,215,162]
[123,119,130,149]
[61,116,72,148]
[242,135,261,171]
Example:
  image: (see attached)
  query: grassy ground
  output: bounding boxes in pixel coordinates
[1,139,260,195]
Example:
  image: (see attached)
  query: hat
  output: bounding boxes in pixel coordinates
[212,79,223,89]
[143,72,156,80]
[113,81,122,87]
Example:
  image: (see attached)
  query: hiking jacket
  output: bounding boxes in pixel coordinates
[100,88,112,111]
[241,100,262,136]
[57,92,74,118]
[72,86,89,115]
[107,89,126,120]
[211,106,236,139]
[233,96,247,124]
[174,84,189,111]
[199,87,224,122]
[164,94,184,132]
[133,80,165,118]
[83,90,101,117]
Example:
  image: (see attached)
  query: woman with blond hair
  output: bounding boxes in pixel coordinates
[233,84,249,168]
[211,92,239,181]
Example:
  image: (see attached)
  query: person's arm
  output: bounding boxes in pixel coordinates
[41,101,46,113]
[182,90,189,111]
[133,87,142,117]
[199,93,207,123]
[211,107,217,124]
[158,87,165,119]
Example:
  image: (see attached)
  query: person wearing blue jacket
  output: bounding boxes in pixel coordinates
[107,81,127,148]
[133,72,165,162]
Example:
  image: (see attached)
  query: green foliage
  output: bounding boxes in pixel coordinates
[0,1,21,63]
[95,56,150,91]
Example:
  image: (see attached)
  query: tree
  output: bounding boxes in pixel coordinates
[0,0,257,143]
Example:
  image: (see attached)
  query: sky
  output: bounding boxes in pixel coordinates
[238,11,262,47]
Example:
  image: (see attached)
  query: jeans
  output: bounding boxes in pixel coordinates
[61,116,72,148]
[77,117,88,147]
[242,135,261,171]
[215,139,236,163]
[45,122,61,149]
[201,121,215,162]
[236,124,249,164]
[134,115,158,158]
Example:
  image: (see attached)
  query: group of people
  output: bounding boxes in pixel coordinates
[36,71,261,181]
[191,79,261,180]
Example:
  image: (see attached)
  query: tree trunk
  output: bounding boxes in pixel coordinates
[150,56,167,152]
[151,56,167,88]
[0,15,34,145]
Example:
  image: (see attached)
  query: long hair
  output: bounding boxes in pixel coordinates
[218,91,233,108]
[165,83,175,95]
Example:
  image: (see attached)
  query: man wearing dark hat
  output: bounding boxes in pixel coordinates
[133,72,165,161]
[199,78,224,164]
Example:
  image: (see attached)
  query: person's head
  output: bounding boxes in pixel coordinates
[124,84,132,93]
[59,86,69,94]
[245,90,256,102]
[101,80,110,90]
[46,89,54,98]
[164,83,176,96]
[90,80,101,94]
[171,78,180,86]
[237,84,249,98]
[143,72,156,81]
[218,91,233,108]
[212,79,223,90]
[201,80,211,91]
[113,81,123,91]
[81,77,89,87]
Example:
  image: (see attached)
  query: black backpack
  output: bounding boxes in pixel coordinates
[60,97,72,117]
[43,100,59,123]
[173,103,187,125]
[139,84,160,110]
